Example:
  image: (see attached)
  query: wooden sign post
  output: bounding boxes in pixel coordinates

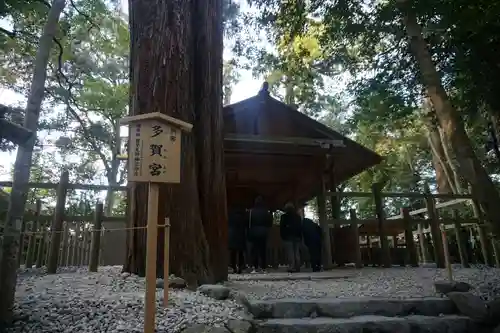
[441,225,453,282]
[163,217,171,307]
[120,112,192,333]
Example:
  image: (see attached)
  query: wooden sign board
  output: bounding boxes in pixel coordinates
[120,113,193,184]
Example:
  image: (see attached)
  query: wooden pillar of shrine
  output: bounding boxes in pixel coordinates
[317,175,333,269]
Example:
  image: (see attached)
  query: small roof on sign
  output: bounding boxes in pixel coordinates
[119,112,193,133]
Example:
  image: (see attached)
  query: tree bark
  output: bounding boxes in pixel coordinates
[0,0,66,323]
[438,128,463,193]
[397,0,500,237]
[193,0,228,282]
[422,98,457,194]
[125,0,227,286]
[424,116,456,194]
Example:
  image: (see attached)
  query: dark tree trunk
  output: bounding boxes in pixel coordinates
[398,0,500,237]
[193,0,228,282]
[124,0,220,286]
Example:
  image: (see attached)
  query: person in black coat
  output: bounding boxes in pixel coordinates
[228,206,247,274]
[302,216,322,272]
[248,196,273,273]
[280,202,303,272]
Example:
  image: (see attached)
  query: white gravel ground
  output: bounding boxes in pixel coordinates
[8,265,500,332]
[228,265,500,301]
[9,266,245,333]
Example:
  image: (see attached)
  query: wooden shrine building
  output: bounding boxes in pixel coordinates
[223,83,382,210]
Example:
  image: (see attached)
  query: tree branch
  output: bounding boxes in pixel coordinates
[0,27,16,38]
[69,0,99,33]
[51,37,113,177]
[33,0,52,8]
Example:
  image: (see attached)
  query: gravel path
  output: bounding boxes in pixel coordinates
[9,266,245,333]
[9,265,500,332]
[228,265,500,301]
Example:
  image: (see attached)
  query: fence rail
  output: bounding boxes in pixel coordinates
[0,181,127,191]
[326,191,473,199]
[12,214,126,223]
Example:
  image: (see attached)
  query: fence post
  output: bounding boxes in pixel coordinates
[440,226,453,281]
[417,223,429,263]
[44,234,50,265]
[85,230,91,264]
[471,198,494,266]
[317,176,332,269]
[25,200,42,268]
[349,209,363,268]
[35,223,46,268]
[47,170,69,274]
[99,228,105,267]
[423,185,445,268]
[401,207,418,267]
[451,209,469,268]
[60,222,70,267]
[17,217,27,267]
[372,183,391,268]
[477,224,493,266]
[72,225,80,266]
[80,227,88,265]
[89,203,104,272]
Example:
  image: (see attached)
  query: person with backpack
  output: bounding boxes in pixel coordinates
[280,202,303,272]
[247,196,273,273]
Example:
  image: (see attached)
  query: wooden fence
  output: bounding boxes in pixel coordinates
[316,186,500,269]
[2,171,500,272]
[0,171,127,273]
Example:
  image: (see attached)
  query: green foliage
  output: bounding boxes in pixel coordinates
[223,60,240,105]
[242,0,500,218]
[1,0,129,187]
[3,0,500,221]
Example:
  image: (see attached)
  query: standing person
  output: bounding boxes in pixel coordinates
[280,202,303,272]
[301,214,322,272]
[248,196,273,273]
[228,206,247,274]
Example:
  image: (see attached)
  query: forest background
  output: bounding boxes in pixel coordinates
[1,0,500,235]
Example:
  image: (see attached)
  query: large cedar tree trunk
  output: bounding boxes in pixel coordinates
[124,0,227,285]
[0,0,66,323]
[193,0,228,282]
[398,0,500,237]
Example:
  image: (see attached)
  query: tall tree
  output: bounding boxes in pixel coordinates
[0,0,66,323]
[124,0,227,285]
[396,0,500,236]
[193,0,228,282]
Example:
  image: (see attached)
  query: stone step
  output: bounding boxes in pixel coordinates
[256,315,488,333]
[246,297,457,319]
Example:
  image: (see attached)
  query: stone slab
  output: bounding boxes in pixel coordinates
[229,271,355,282]
[247,297,457,319]
[257,315,478,333]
